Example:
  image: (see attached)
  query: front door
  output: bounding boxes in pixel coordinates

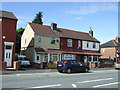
[4,45,13,67]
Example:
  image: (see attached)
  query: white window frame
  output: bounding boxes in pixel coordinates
[78,40,81,48]
[93,42,96,48]
[87,41,89,48]
[38,35,42,43]
[36,54,40,63]
[51,37,56,44]
[67,39,72,47]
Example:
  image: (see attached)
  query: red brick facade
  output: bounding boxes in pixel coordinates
[0,11,17,69]
[60,38,82,50]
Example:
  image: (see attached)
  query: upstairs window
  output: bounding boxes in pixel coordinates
[38,35,42,43]
[67,39,72,47]
[78,40,81,48]
[51,37,56,44]
[87,42,89,48]
[93,42,96,48]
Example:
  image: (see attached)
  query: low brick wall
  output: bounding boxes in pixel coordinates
[13,61,21,70]
[0,61,7,70]
[86,62,100,68]
[98,62,114,68]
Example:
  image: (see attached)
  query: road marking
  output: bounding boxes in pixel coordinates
[72,84,77,88]
[31,84,61,88]
[93,82,119,88]
[78,78,113,84]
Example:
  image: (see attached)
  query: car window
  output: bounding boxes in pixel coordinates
[76,61,82,65]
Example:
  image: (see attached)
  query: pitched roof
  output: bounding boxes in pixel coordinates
[28,22,100,42]
[0,10,17,20]
[100,40,118,48]
[35,48,101,56]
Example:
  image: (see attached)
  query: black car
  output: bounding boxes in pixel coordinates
[57,60,90,73]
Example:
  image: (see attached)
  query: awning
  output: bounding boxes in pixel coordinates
[35,48,102,56]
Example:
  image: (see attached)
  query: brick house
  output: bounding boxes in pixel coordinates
[100,37,120,63]
[21,22,101,68]
[0,11,17,69]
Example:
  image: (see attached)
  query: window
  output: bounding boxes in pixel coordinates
[87,56,92,62]
[62,54,76,60]
[44,53,48,62]
[52,54,58,61]
[6,45,12,49]
[51,37,56,44]
[87,42,89,48]
[37,56,40,61]
[78,40,81,48]
[67,39,72,47]
[36,54,40,63]
[38,35,42,43]
[93,42,96,48]
[93,56,98,62]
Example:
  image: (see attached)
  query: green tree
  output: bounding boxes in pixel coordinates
[16,27,24,54]
[32,12,43,25]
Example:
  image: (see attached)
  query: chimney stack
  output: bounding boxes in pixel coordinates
[115,36,120,42]
[89,27,93,37]
[51,22,57,30]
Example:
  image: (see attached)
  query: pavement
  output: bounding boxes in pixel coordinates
[0,67,115,75]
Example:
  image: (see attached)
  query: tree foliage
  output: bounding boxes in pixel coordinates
[32,12,43,25]
[16,27,24,54]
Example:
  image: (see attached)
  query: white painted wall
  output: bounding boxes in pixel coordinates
[82,41,100,51]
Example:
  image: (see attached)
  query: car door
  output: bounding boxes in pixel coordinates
[76,61,84,72]
[68,61,77,72]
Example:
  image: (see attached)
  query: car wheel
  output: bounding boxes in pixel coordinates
[59,71,63,73]
[85,68,89,72]
[67,68,71,74]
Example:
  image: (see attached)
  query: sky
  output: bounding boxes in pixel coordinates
[1,2,118,44]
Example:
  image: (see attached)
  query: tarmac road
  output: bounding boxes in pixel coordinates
[1,69,120,90]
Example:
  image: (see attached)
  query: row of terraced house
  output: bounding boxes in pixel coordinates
[21,22,101,68]
[1,10,119,70]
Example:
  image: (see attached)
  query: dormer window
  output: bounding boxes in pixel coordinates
[67,39,72,47]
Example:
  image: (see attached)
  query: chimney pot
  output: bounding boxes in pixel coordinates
[51,22,57,30]
[89,27,93,37]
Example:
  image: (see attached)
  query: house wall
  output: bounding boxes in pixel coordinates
[1,17,17,67]
[21,24,35,50]
[100,47,116,59]
[21,47,35,63]
[60,38,82,50]
[82,41,100,51]
[34,35,60,49]
[0,18,2,68]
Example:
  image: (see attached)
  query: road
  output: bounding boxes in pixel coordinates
[1,69,120,89]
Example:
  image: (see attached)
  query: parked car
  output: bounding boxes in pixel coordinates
[115,59,120,70]
[15,55,31,67]
[57,60,90,73]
